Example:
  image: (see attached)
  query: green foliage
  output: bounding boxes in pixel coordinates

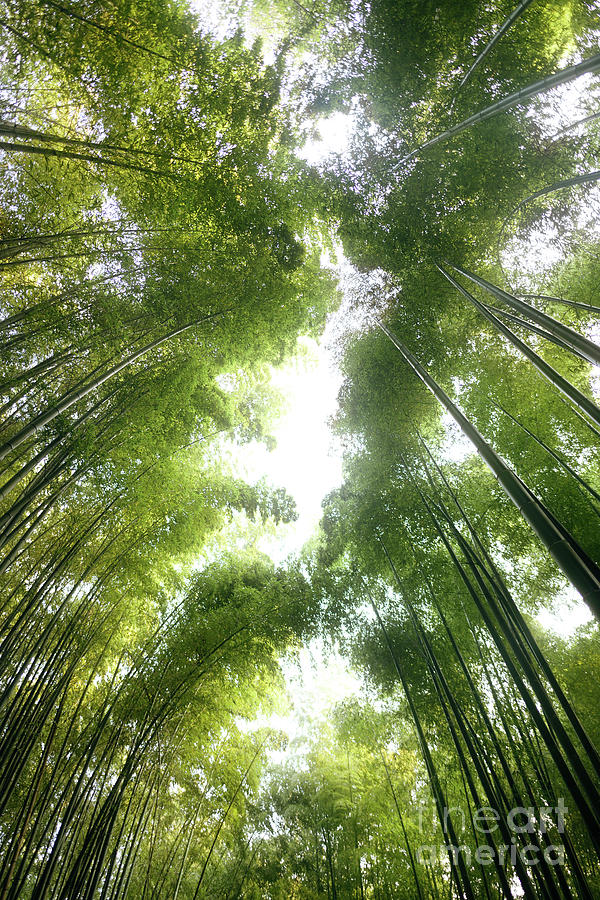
[2,0,600,898]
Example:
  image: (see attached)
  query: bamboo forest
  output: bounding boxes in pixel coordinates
[4,0,600,897]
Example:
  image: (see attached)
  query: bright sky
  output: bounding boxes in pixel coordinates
[259,341,343,557]
[298,112,357,165]
[240,641,365,766]
[217,335,343,564]
[536,587,593,636]
[191,0,242,40]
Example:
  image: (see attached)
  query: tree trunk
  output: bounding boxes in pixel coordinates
[378,319,600,618]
